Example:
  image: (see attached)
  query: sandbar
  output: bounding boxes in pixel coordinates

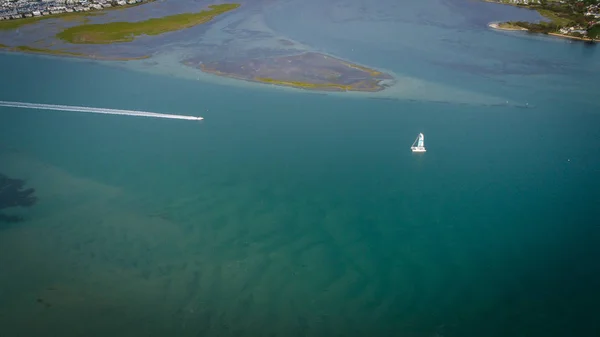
[488,22,527,31]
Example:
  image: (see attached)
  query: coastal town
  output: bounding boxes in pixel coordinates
[489,0,600,41]
[0,0,148,20]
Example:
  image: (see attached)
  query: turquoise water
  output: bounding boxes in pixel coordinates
[1,1,600,336]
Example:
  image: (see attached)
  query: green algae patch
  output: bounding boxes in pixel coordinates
[57,4,240,44]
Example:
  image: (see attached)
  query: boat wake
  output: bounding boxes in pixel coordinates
[0,100,203,121]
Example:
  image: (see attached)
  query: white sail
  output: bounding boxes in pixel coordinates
[411,133,426,153]
[417,133,424,148]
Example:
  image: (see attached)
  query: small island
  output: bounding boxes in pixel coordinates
[488,0,600,41]
[185,52,394,92]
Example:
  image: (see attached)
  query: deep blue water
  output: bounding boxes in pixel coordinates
[1,1,599,337]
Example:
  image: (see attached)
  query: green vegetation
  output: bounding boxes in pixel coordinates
[508,6,582,33]
[508,20,560,33]
[497,22,527,30]
[57,4,240,44]
[537,8,573,26]
[588,25,600,39]
[496,0,597,37]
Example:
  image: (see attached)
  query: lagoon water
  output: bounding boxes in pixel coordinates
[1,0,599,336]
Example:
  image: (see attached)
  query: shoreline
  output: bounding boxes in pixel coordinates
[0,45,149,61]
[488,22,596,42]
[548,32,595,42]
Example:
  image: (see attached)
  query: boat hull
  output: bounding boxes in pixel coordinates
[411,146,426,153]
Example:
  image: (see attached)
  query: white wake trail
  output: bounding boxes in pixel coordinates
[0,100,203,121]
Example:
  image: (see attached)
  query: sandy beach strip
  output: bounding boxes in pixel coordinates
[548,32,596,42]
[488,22,528,31]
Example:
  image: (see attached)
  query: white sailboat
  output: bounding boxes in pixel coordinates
[411,133,426,153]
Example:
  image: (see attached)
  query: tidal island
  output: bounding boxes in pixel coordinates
[185,52,394,92]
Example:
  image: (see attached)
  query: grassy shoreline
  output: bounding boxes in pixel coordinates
[57,4,240,44]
